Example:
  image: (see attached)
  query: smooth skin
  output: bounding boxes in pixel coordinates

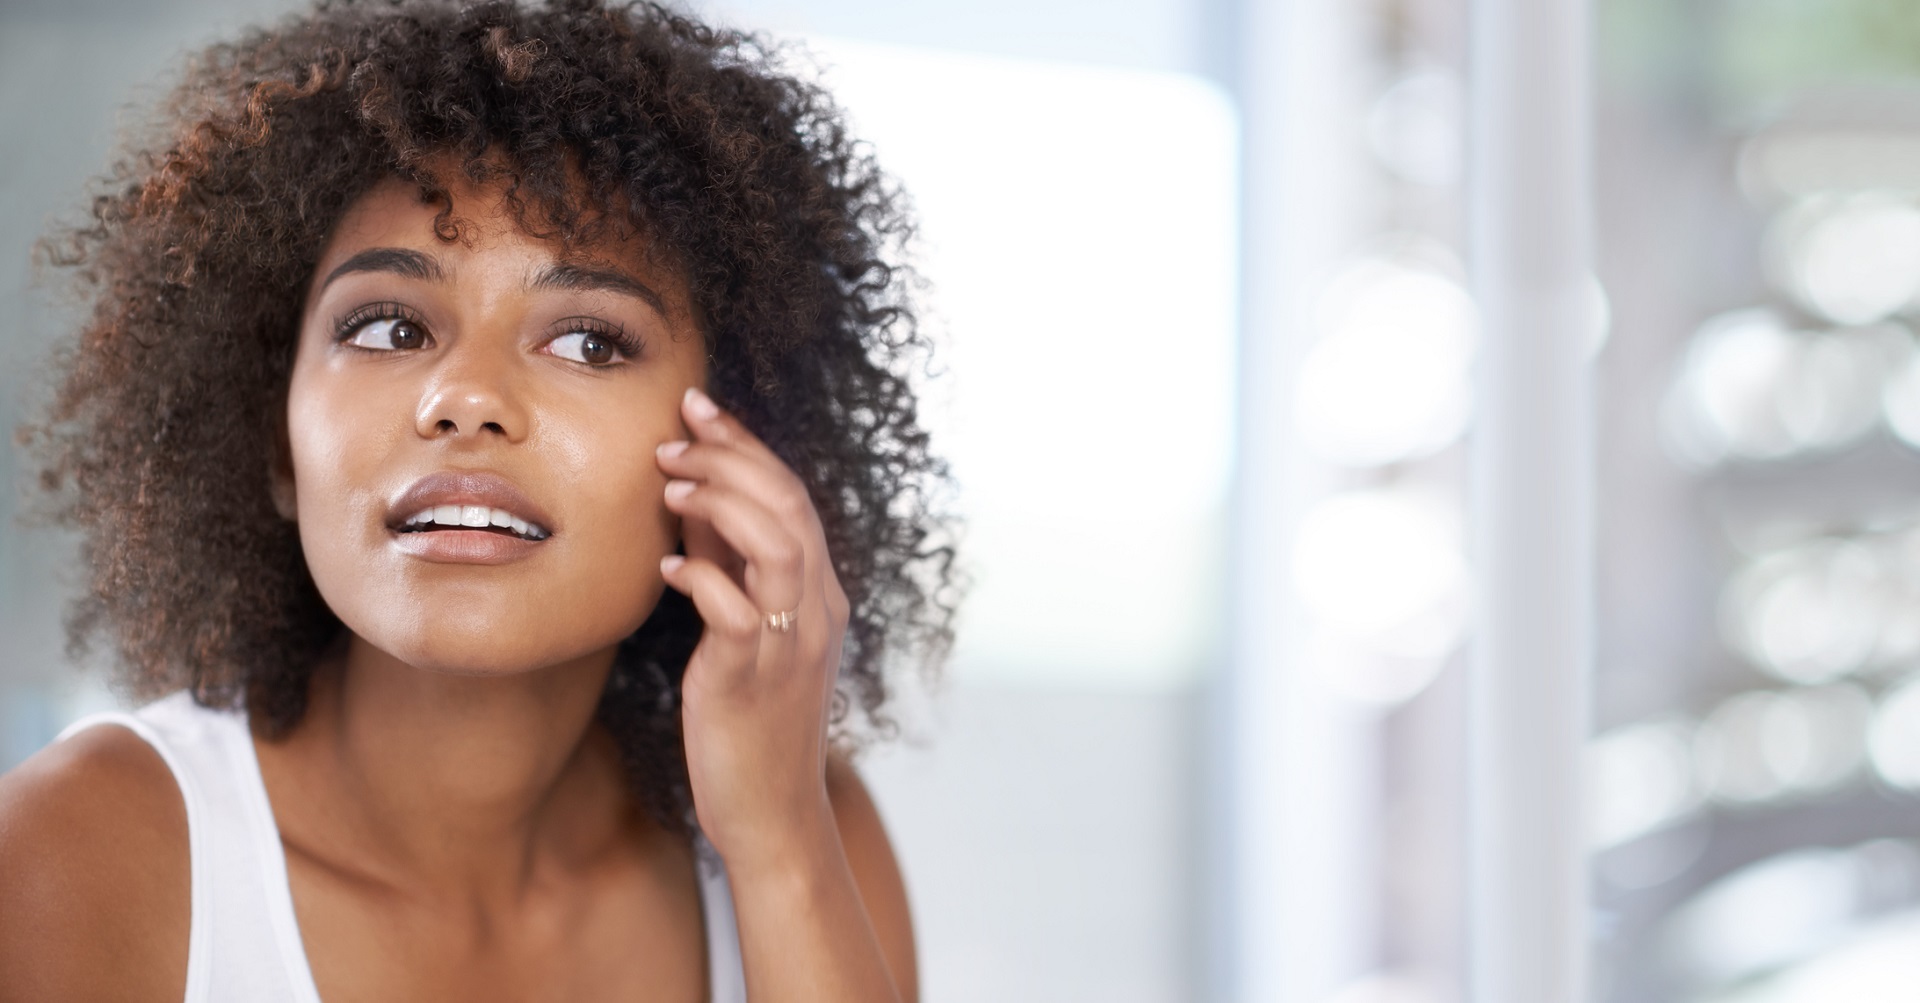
[0,174,915,1002]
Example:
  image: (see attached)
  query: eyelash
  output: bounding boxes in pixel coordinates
[332,301,425,344]
[550,316,646,363]
[330,304,645,363]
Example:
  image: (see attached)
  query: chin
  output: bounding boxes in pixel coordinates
[391,640,558,677]
[351,603,640,677]
[311,554,666,678]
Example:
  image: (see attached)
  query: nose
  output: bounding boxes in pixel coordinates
[415,343,530,443]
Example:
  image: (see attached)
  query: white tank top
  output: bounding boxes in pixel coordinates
[58,692,747,1003]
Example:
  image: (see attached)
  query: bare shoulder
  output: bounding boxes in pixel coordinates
[825,751,918,1003]
[0,722,188,1003]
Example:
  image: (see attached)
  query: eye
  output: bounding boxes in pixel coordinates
[548,331,615,365]
[546,328,636,366]
[345,317,429,351]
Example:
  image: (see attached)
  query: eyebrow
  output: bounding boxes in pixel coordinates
[320,247,445,289]
[529,262,667,316]
[318,248,666,316]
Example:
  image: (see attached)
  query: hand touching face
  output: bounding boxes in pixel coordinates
[654,388,854,865]
[281,175,708,676]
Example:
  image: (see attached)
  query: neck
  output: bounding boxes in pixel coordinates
[264,634,631,903]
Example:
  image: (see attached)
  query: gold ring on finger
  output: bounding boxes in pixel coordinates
[764,607,798,633]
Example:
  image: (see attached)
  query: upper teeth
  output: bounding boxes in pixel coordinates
[403,505,548,540]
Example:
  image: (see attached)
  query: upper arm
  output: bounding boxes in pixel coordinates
[0,724,189,1003]
[825,753,917,1003]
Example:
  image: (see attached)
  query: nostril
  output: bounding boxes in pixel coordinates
[436,419,457,433]
[482,421,506,435]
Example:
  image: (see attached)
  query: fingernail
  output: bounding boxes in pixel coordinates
[660,554,685,574]
[656,439,688,459]
[664,479,695,502]
[684,386,720,421]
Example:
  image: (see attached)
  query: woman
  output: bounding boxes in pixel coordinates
[0,1,957,1000]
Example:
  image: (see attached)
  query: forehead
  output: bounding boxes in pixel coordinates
[308,174,690,312]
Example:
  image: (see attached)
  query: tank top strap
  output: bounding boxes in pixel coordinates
[58,692,321,1003]
[693,830,748,1003]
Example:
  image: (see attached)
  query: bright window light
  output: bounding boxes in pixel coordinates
[1768,191,1920,327]
[1294,239,1477,468]
[1587,717,1700,850]
[807,37,1239,689]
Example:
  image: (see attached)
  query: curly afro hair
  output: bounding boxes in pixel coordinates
[25,0,959,827]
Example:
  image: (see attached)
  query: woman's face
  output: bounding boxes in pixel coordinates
[280,175,707,675]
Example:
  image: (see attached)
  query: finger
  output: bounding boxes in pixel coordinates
[656,439,823,541]
[679,504,744,584]
[660,554,762,683]
[664,479,806,614]
[663,437,850,631]
[680,386,782,464]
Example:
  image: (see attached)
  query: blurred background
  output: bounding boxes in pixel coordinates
[9,0,1920,1000]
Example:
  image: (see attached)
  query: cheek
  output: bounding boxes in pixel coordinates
[284,365,416,642]
[547,419,682,625]
[287,370,395,542]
